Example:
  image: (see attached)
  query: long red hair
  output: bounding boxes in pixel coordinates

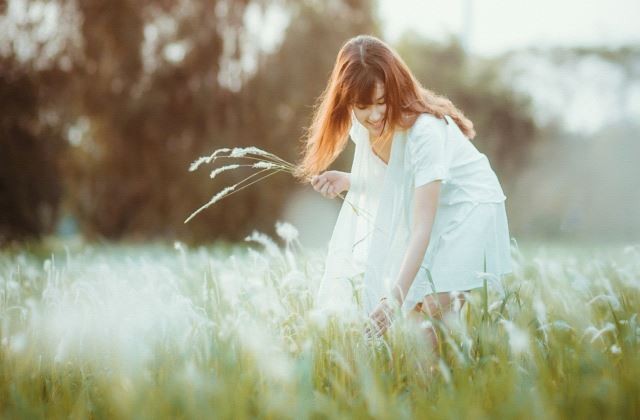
[293,34,475,182]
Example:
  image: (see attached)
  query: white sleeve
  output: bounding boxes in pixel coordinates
[408,115,449,188]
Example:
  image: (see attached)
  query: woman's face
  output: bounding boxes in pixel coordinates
[352,81,387,138]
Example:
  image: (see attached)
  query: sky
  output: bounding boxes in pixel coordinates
[378,0,640,56]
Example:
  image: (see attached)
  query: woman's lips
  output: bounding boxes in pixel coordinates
[368,121,383,130]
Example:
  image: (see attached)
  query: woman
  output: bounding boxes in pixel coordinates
[293,35,512,347]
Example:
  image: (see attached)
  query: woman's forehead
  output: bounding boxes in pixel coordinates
[352,80,386,105]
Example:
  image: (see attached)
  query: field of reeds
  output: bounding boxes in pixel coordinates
[0,227,638,419]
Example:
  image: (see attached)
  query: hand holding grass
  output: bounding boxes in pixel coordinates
[185,146,360,224]
[310,170,350,199]
[364,296,401,339]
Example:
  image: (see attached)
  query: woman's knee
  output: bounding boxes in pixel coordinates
[420,291,466,319]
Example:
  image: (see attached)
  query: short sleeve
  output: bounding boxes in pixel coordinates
[408,115,449,188]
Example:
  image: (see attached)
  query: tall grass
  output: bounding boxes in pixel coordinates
[0,230,638,419]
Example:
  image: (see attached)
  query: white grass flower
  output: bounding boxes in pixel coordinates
[275,221,299,243]
[488,300,502,312]
[448,290,464,312]
[209,164,240,179]
[438,359,452,383]
[230,146,271,158]
[189,148,231,171]
[189,156,209,172]
[252,161,277,169]
[499,319,530,355]
[420,320,433,329]
[183,185,236,223]
[551,320,573,331]
[307,308,329,330]
[587,294,621,310]
[244,230,280,257]
[208,185,236,205]
[533,297,547,325]
[583,322,616,343]
[236,322,294,383]
[610,344,622,354]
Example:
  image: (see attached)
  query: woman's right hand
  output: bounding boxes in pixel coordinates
[310,170,350,199]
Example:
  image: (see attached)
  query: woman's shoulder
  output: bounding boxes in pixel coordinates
[407,112,446,133]
[406,113,447,139]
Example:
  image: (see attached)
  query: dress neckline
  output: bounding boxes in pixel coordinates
[368,134,393,167]
[371,148,389,166]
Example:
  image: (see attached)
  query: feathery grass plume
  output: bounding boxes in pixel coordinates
[185,145,374,226]
[252,161,277,169]
[184,185,236,224]
[189,147,231,171]
[244,230,281,258]
[210,164,240,179]
[499,319,531,355]
[275,221,299,244]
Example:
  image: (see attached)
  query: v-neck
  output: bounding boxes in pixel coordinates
[371,148,388,166]
[368,135,393,167]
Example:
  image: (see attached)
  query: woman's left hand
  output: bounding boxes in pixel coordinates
[365,297,397,338]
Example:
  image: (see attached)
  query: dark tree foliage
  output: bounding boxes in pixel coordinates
[0,56,67,244]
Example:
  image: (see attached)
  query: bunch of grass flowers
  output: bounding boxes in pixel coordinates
[184,146,366,224]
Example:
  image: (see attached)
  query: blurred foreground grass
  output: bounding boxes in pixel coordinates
[0,230,639,419]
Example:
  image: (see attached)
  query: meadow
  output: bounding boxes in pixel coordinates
[0,226,638,419]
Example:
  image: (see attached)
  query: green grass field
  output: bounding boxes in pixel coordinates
[0,232,638,419]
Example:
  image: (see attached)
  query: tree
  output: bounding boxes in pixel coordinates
[0,54,67,244]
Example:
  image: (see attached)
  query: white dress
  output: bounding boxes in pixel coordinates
[315,112,513,317]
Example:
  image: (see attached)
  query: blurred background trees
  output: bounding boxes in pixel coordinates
[1,0,637,245]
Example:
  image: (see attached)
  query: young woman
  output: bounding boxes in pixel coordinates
[293,35,512,346]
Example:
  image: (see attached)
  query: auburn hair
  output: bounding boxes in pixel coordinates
[293,34,476,182]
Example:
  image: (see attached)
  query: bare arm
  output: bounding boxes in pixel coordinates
[389,180,441,304]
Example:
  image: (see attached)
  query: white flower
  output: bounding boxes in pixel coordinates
[610,344,622,354]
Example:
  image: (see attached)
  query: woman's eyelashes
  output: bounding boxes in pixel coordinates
[355,100,385,110]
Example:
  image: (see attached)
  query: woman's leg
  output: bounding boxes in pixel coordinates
[407,291,467,357]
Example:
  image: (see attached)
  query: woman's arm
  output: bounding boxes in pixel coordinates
[389,180,441,304]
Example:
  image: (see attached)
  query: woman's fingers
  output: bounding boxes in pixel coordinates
[321,181,332,197]
[311,173,339,199]
[312,177,325,191]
